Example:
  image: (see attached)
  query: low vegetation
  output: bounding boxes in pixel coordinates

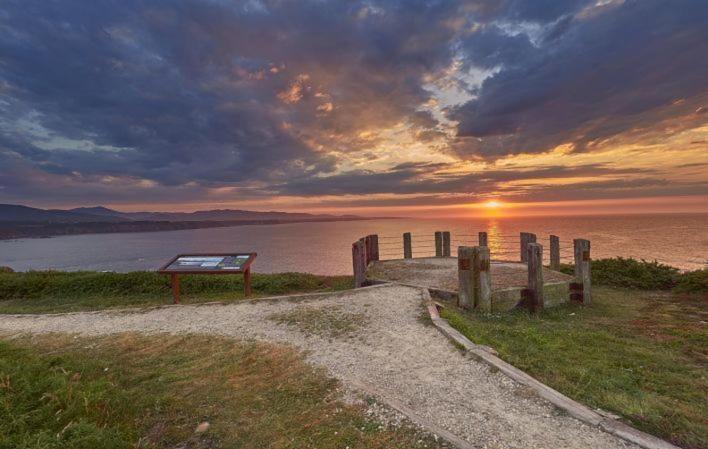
[559,257,706,292]
[269,305,368,339]
[0,333,446,449]
[442,287,707,449]
[0,271,352,314]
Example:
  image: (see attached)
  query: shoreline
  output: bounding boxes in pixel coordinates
[0,216,399,241]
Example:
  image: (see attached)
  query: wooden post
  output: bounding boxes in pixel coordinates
[370,234,379,261]
[478,231,488,246]
[550,235,560,271]
[170,273,180,304]
[527,243,544,311]
[352,239,366,288]
[520,232,537,263]
[403,232,412,259]
[474,246,492,313]
[244,268,252,297]
[435,231,443,257]
[442,231,451,257]
[365,234,379,263]
[457,246,474,309]
[574,239,592,305]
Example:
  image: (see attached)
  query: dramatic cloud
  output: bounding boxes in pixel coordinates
[0,0,705,212]
[450,0,708,157]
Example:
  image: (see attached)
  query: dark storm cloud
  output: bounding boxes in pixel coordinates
[451,0,708,158]
[0,0,459,190]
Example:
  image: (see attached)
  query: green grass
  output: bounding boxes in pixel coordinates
[441,287,708,449]
[0,271,352,314]
[0,333,447,449]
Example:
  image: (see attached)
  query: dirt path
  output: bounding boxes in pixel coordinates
[0,284,637,449]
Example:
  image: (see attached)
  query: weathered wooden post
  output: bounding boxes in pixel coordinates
[573,239,592,304]
[520,232,537,263]
[458,246,474,309]
[478,231,488,246]
[435,231,443,257]
[403,232,412,259]
[352,239,366,288]
[527,242,544,311]
[474,246,492,313]
[458,246,492,312]
[442,231,451,257]
[365,234,379,263]
[549,235,560,271]
[364,235,371,264]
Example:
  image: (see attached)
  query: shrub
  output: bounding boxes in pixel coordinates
[674,268,708,294]
[556,258,679,290]
[591,257,679,290]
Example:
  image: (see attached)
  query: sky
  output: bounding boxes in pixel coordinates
[0,0,706,217]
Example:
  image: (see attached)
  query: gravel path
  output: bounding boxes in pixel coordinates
[0,284,637,449]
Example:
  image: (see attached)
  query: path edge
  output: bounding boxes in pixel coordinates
[423,290,681,449]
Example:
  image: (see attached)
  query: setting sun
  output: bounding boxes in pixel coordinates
[484,200,503,209]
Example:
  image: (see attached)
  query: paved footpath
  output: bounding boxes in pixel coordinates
[0,284,639,449]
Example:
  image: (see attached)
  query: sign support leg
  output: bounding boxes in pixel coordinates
[171,273,180,304]
[244,268,252,297]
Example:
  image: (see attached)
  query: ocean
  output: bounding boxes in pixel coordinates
[0,214,706,274]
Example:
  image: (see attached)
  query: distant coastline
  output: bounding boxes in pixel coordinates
[0,203,397,240]
[0,217,390,241]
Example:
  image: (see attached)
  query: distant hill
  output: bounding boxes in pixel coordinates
[1,204,362,223]
[70,206,358,222]
[0,203,383,240]
[0,204,128,223]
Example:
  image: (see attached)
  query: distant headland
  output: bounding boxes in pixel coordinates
[0,204,390,240]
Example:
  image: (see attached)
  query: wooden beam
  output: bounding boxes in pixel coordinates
[352,239,366,288]
[520,232,537,263]
[574,238,592,304]
[527,243,544,311]
[403,232,412,259]
[550,235,560,271]
[457,246,474,309]
[478,231,488,247]
[474,246,492,313]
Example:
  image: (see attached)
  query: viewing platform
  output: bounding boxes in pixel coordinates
[352,231,592,313]
[367,257,575,312]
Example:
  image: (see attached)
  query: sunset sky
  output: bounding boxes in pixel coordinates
[0,0,706,217]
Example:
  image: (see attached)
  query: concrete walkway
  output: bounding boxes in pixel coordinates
[0,284,638,449]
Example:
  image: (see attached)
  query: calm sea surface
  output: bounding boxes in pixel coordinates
[0,214,706,274]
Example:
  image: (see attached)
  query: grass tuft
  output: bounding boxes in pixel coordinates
[268,305,368,339]
[0,271,352,314]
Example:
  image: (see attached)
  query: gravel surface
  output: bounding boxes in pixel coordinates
[0,284,636,449]
[367,258,573,292]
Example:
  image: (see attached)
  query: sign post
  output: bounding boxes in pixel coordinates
[158,253,257,303]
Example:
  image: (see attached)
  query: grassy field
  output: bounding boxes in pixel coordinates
[0,271,352,314]
[0,333,447,449]
[442,287,707,449]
